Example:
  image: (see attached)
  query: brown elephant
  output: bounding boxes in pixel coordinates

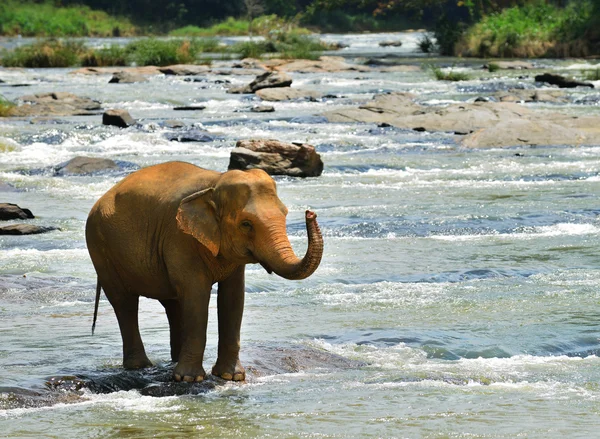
[85,161,323,382]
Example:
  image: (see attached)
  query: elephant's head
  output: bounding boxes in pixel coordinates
[176,169,323,280]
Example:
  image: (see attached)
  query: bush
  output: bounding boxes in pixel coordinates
[0,39,86,67]
[123,38,212,66]
[0,1,136,37]
[417,33,436,53]
[81,45,128,67]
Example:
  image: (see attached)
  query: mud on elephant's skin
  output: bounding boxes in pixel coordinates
[85,161,324,383]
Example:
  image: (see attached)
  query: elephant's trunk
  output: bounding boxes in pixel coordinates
[260,210,323,280]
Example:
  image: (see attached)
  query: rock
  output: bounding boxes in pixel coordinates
[165,129,214,143]
[10,92,102,117]
[487,61,534,70]
[0,203,34,220]
[70,66,161,76]
[229,139,323,177]
[173,105,206,111]
[535,73,594,88]
[109,71,148,84]
[0,182,18,192]
[158,64,211,76]
[228,71,293,94]
[379,40,403,47]
[379,65,422,73]
[162,120,186,129]
[266,56,370,73]
[322,91,600,148]
[251,105,275,113]
[255,87,321,102]
[494,89,567,104]
[0,224,58,235]
[53,156,119,175]
[102,109,136,128]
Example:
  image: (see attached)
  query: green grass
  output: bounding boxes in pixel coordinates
[457,0,594,57]
[487,62,500,73]
[170,15,312,37]
[582,68,600,81]
[0,1,136,37]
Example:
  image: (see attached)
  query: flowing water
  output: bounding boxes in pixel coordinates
[1,32,600,437]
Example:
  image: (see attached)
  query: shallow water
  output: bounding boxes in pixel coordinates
[2,32,600,437]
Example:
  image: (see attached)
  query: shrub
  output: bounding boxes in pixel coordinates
[0,95,16,117]
[417,33,436,54]
[487,62,500,73]
[124,38,210,66]
[81,45,128,67]
[428,65,470,82]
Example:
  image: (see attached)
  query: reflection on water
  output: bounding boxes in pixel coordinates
[2,31,600,437]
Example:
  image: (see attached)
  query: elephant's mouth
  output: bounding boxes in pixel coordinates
[259,261,273,274]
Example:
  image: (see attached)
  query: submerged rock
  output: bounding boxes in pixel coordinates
[0,203,34,221]
[102,109,136,128]
[0,224,58,235]
[379,40,403,47]
[165,129,215,143]
[53,156,137,176]
[158,64,211,76]
[229,139,323,177]
[486,61,534,70]
[251,104,275,113]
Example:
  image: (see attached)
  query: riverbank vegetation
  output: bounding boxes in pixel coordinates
[1,1,599,59]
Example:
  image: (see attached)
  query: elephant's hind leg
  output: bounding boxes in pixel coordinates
[160,299,182,362]
[103,284,152,370]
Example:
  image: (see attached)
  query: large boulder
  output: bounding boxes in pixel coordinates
[265,56,371,73]
[10,92,102,117]
[229,139,323,177]
[227,71,292,94]
[102,109,136,128]
[53,156,119,175]
[256,87,320,102]
[0,203,34,221]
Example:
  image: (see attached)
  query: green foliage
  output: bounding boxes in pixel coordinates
[0,1,136,37]
[0,39,86,67]
[80,45,128,67]
[124,38,212,66]
[458,0,594,57]
[583,68,600,81]
[170,17,251,37]
[487,62,500,73]
[229,32,327,60]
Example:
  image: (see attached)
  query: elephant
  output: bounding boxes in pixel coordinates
[85,161,323,382]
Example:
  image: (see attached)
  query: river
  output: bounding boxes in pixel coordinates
[1,32,600,438]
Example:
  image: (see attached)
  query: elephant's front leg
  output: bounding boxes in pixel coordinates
[212,265,246,381]
[172,280,212,383]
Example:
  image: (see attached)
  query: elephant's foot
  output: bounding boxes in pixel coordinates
[212,358,246,381]
[173,361,205,383]
[123,353,152,370]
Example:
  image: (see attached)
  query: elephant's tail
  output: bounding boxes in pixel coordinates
[92,279,102,335]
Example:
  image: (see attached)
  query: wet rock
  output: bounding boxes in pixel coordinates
[173,105,206,111]
[102,109,136,128]
[229,139,324,177]
[379,65,422,73]
[379,40,403,47]
[158,64,211,76]
[0,182,18,192]
[162,119,186,129]
[0,203,34,220]
[165,129,214,142]
[256,87,321,102]
[109,71,148,84]
[251,104,275,113]
[70,66,161,76]
[10,92,102,117]
[228,71,293,94]
[535,73,594,88]
[53,156,121,175]
[323,91,600,148]
[0,224,58,235]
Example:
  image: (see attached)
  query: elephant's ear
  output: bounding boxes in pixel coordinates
[176,188,220,257]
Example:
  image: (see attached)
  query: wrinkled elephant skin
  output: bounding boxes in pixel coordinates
[86,161,323,382]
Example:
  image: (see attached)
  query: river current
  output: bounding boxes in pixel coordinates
[1,32,600,437]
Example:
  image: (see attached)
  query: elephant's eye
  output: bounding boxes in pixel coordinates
[240,220,253,230]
